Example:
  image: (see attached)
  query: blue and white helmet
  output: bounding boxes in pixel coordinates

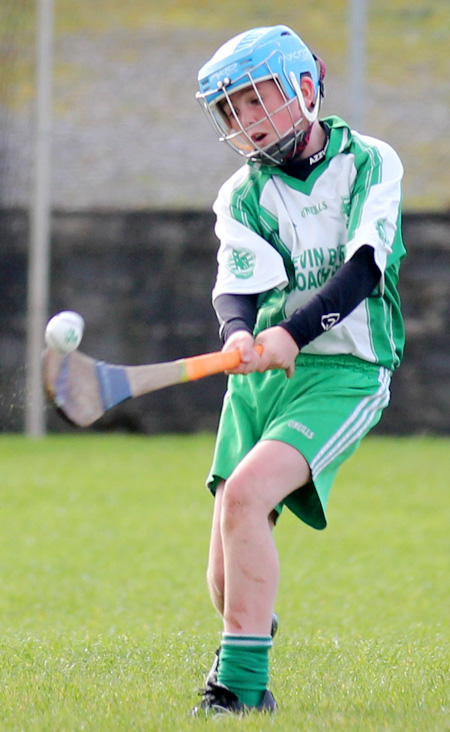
[196,25,326,165]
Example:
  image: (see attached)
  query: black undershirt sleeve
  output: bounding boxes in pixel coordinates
[213,245,381,349]
[279,245,381,349]
[214,292,259,344]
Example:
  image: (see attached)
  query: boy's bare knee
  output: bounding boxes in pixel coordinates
[221,476,248,524]
[221,474,266,536]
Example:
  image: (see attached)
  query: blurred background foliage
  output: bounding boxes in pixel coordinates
[1,0,449,209]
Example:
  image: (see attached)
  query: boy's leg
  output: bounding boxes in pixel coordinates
[206,481,226,615]
[206,481,278,618]
[205,481,278,689]
[198,439,310,713]
[221,439,310,636]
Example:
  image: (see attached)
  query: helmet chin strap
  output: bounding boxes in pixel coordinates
[288,72,321,123]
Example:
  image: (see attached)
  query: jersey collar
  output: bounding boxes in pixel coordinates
[253,116,353,180]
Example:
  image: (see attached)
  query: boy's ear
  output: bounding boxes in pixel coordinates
[299,75,316,109]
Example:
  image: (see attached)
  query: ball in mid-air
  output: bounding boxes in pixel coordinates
[44,311,85,353]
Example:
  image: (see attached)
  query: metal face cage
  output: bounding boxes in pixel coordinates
[196,52,309,166]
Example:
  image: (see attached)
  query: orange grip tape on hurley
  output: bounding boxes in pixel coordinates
[184,345,263,382]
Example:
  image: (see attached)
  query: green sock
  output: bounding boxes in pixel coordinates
[217,634,272,707]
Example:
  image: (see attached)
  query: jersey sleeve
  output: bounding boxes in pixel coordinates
[345,136,404,293]
[211,172,289,302]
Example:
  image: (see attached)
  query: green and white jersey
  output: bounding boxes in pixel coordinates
[212,116,406,371]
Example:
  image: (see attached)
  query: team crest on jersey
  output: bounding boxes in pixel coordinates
[227,248,256,279]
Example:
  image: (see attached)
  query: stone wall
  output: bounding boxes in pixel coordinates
[393,213,450,434]
[1,209,449,434]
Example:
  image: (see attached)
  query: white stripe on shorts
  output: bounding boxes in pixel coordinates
[310,367,391,478]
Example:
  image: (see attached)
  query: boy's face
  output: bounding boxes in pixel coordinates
[219,79,304,151]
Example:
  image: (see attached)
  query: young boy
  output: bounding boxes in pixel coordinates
[193,24,405,715]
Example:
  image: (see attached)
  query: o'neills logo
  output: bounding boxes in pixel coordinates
[301,201,328,217]
[288,420,315,439]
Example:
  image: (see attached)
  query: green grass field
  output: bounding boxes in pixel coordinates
[0,434,448,731]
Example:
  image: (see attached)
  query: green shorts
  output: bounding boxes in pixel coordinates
[207,353,391,530]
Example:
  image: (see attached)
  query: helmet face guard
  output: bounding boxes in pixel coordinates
[196,25,325,165]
